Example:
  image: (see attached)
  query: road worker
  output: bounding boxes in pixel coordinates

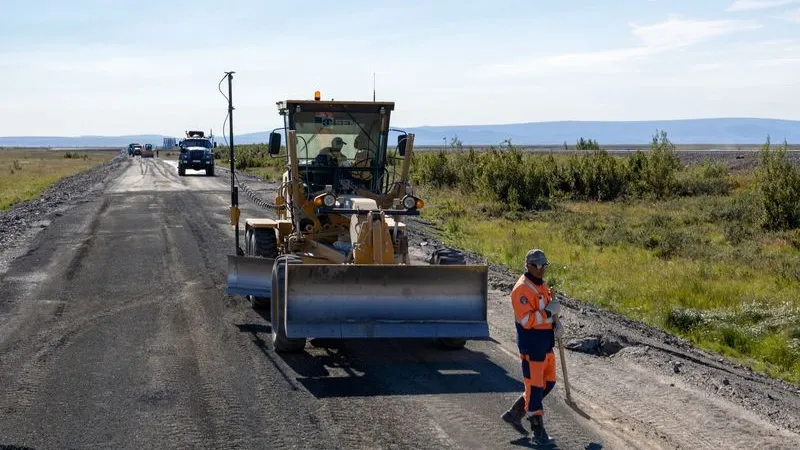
[316,136,348,166]
[501,248,563,444]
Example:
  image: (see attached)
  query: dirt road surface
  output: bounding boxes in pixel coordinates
[1,155,799,449]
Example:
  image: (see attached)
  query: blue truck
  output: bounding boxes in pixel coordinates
[176,130,216,176]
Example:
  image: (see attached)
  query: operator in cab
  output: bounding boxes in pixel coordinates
[316,137,348,166]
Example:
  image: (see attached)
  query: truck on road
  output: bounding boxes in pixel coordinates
[176,130,216,176]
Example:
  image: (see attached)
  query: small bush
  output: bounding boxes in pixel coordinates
[575,137,600,150]
[564,150,628,201]
[666,307,705,332]
[677,160,732,196]
[757,138,800,230]
[629,130,682,198]
[721,326,754,354]
[712,190,763,244]
[214,144,286,172]
[416,151,458,188]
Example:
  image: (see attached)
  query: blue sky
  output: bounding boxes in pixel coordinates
[1,0,799,136]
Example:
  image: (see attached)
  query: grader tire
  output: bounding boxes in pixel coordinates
[271,255,306,353]
[248,229,278,310]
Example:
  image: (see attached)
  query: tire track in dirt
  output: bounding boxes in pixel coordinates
[162,190,333,449]
[130,209,214,447]
[1,296,161,413]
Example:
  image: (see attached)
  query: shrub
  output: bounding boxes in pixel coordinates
[575,137,600,150]
[676,160,732,196]
[563,150,629,201]
[757,137,800,230]
[666,307,705,332]
[629,130,682,198]
[413,150,458,188]
[215,144,286,172]
[713,190,763,245]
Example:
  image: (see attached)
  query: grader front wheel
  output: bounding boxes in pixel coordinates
[270,255,306,353]
[247,228,278,310]
[431,248,469,350]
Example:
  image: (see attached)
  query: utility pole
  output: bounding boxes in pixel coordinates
[225,71,243,256]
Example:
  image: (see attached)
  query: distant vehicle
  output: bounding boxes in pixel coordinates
[130,143,143,156]
[142,143,155,158]
[177,130,216,176]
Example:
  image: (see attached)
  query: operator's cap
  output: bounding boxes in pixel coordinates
[331,137,346,147]
[525,249,549,266]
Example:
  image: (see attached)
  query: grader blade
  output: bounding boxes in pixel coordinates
[280,264,489,339]
[225,255,274,297]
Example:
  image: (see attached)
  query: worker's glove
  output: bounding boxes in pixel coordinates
[553,321,564,339]
[544,300,561,318]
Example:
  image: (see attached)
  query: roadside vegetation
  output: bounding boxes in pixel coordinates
[412,133,800,385]
[214,144,286,180]
[0,149,117,210]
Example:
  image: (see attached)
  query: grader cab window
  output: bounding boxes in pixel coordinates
[291,110,388,193]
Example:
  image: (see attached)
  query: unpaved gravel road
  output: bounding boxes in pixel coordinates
[0,154,798,449]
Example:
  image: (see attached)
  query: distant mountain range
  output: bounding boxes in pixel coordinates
[2,118,798,148]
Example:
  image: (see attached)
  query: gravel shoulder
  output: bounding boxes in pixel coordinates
[0,152,128,275]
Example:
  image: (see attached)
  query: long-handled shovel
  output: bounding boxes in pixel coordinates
[553,314,574,406]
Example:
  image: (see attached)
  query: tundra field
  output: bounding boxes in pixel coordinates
[0,148,118,210]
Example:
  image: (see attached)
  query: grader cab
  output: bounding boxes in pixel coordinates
[226,93,489,352]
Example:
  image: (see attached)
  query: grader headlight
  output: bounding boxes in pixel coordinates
[314,192,337,207]
[402,195,418,210]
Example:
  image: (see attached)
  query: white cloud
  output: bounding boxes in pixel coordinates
[753,57,800,66]
[479,16,760,77]
[629,15,761,49]
[693,62,725,71]
[727,0,797,11]
[776,7,800,21]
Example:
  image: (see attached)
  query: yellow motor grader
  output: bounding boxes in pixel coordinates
[225,92,488,352]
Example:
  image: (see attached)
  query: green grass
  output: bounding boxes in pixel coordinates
[242,166,284,181]
[0,149,117,210]
[418,185,800,384]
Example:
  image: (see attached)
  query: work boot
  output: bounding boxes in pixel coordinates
[501,395,528,436]
[528,415,553,444]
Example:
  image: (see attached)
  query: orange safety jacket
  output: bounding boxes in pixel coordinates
[511,272,555,357]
